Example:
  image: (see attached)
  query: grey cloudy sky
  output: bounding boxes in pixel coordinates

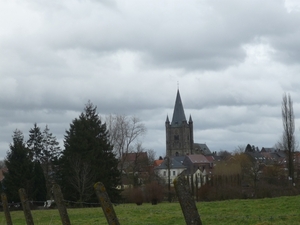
[1,0,300,159]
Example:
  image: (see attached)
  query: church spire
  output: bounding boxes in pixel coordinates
[189,114,193,123]
[166,115,170,123]
[171,89,187,126]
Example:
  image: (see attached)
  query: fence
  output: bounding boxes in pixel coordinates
[0,174,202,225]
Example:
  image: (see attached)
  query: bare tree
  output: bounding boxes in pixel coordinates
[234,145,246,154]
[106,114,146,188]
[147,149,156,166]
[218,150,232,160]
[131,143,149,186]
[68,156,96,205]
[281,93,295,183]
[106,115,146,157]
[248,162,261,198]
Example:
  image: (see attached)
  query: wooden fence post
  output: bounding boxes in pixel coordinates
[18,188,34,225]
[52,184,71,225]
[174,174,202,225]
[94,182,120,225]
[1,193,13,225]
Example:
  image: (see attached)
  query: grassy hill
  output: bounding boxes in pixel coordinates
[1,195,300,225]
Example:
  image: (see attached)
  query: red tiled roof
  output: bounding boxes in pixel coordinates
[153,160,164,167]
[122,152,148,161]
[205,155,215,162]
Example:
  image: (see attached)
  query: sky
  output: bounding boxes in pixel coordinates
[1,0,300,160]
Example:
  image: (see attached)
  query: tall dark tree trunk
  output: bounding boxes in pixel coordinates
[282,93,295,184]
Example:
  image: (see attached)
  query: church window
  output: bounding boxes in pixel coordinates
[174,135,179,141]
[173,171,176,176]
[163,171,166,176]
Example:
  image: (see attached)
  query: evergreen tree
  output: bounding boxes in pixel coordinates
[3,130,34,202]
[42,125,61,162]
[42,125,61,199]
[27,124,61,199]
[27,123,43,162]
[59,101,121,203]
[3,129,47,202]
[32,161,47,202]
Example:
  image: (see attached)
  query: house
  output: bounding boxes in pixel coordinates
[204,154,220,168]
[191,167,208,187]
[261,147,277,153]
[120,152,149,174]
[153,159,164,167]
[245,150,265,163]
[154,157,186,186]
[182,154,212,187]
[154,154,216,187]
[118,152,149,188]
[183,154,211,175]
[294,152,300,179]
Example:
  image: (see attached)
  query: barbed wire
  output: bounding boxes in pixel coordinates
[1,199,106,208]
[63,200,101,206]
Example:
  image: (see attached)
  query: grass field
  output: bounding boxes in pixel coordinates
[1,195,299,225]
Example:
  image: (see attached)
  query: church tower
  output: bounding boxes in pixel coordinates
[165,90,194,157]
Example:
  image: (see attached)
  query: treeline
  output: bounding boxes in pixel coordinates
[1,101,121,204]
[195,151,300,201]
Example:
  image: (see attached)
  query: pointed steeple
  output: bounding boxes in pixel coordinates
[189,114,193,123]
[171,89,187,126]
[166,115,170,123]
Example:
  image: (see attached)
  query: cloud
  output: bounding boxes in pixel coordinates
[1,0,300,159]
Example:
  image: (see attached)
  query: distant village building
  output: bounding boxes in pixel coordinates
[154,157,186,186]
[165,89,211,157]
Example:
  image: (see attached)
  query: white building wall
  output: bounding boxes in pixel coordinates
[156,168,186,186]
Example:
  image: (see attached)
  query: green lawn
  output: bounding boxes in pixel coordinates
[1,195,299,225]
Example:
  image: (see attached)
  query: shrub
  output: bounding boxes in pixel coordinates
[197,184,211,201]
[121,188,131,203]
[130,187,144,205]
[145,181,164,205]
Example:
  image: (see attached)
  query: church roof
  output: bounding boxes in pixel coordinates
[171,90,187,127]
[193,143,212,155]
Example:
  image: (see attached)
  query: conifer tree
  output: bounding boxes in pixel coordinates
[3,129,47,202]
[42,125,61,199]
[27,123,43,162]
[59,101,121,203]
[42,125,61,162]
[3,130,35,202]
[32,161,47,202]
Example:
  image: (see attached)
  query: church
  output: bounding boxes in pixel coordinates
[165,90,211,157]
